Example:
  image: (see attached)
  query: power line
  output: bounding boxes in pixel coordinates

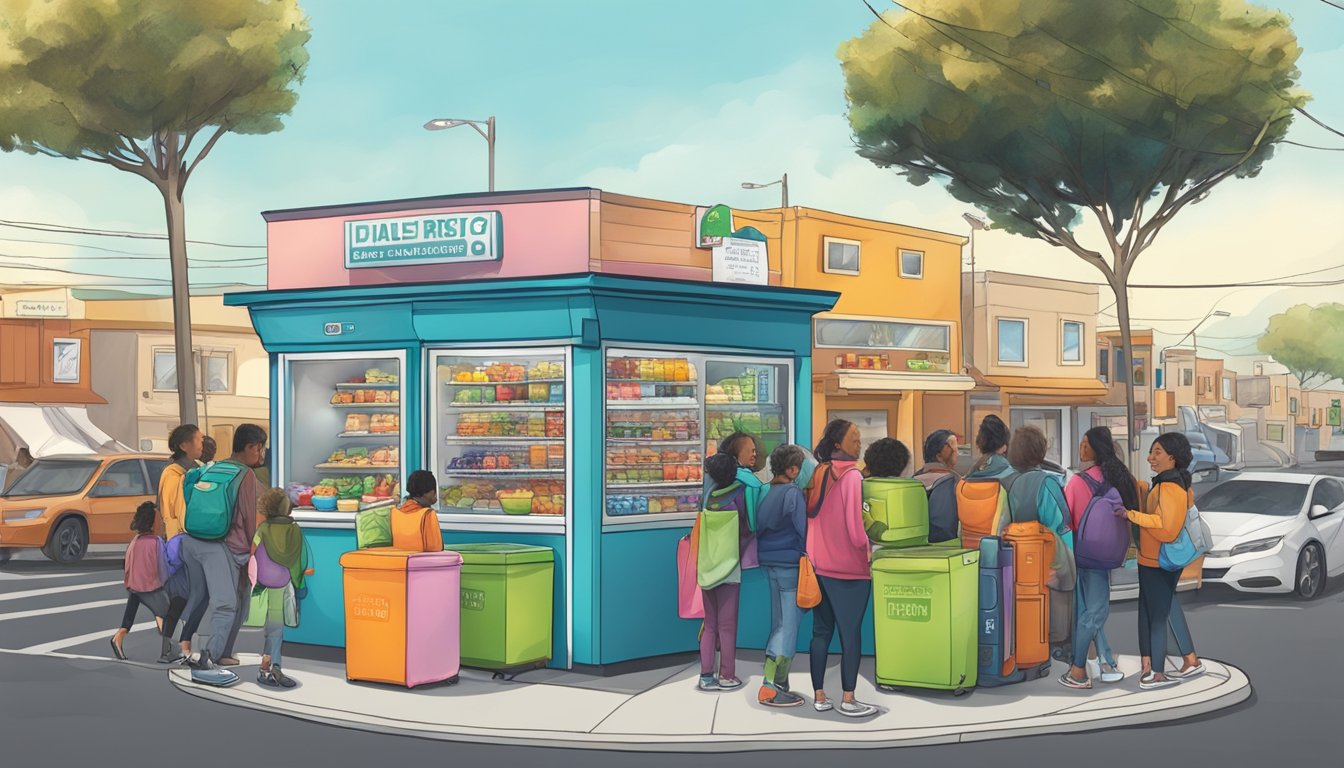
[0,236,267,264]
[1319,0,1344,12]
[0,219,265,249]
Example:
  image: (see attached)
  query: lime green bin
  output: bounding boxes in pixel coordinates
[446,543,554,670]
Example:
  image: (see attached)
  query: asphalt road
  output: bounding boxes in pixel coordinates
[2,465,1342,767]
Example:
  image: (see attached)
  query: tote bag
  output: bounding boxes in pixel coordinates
[677,519,705,619]
[697,507,742,589]
[1160,504,1212,572]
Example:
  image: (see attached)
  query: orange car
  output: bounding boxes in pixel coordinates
[0,453,171,564]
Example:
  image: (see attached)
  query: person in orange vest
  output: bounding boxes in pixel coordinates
[392,470,444,552]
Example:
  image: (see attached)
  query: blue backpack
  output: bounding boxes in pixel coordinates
[183,461,249,541]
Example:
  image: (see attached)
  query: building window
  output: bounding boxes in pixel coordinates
[823,237,861,275]
[1290,397,1299,415]
[996,318,1027,365]
[814,318,950,352]
[1098,347,1110,383]
[153,349,232,394]
[1275,386,1282,403]
[1182,368,1193,387]
[1221,377,1233,400]
[899,249,924,279]
[1115,349,1128,384]
[1061,321,1083,364]
[1155,368,1164,389]
[1133,357,1147,387]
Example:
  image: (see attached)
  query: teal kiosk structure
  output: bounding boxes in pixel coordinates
[228,259,838,669]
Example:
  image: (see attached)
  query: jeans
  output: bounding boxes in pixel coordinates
[220,556,253,659]
[1072,568,1114,669]
[262,588,285,666]
[700,583,740,679]
[1168,597,1196,657]
[1137,565,1181,667]
[180,599,208,644]
[763,565,803,660]
[809,575,870,694]
[121,588,186,635]
[180,537,247,662]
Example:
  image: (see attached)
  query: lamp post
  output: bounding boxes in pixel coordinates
[741,173,788,208]
[424,116,496,192]
[961,213,989,371]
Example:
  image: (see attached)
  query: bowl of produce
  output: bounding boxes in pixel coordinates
[313,495,339,512]
[337,498,360,513]
[497,489,535,516]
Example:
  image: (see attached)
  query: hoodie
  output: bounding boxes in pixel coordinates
[805,460,869,580]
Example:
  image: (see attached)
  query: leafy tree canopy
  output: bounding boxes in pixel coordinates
[840,0,1307,280]
[1258,303,1344,390]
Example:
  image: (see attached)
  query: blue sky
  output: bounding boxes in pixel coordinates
[1,0,1342,361]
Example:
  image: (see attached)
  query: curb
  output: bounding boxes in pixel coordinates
[169,661,1252,752]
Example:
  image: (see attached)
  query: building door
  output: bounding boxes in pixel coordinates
[1010,407,1070,468]
[828,410,888,459]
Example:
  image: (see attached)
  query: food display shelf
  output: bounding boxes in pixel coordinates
[705,402,784,410]
[337,432,401,439]
[335,382,400,390]
[605,438,702,446]
[331,403,400,410]
[442,468,565,476]
[447,403,563,410]
[315,463,400,472]
[443,436,564,444]
[606,481,702,491]
[605,400,700,409]
[444,378,565,386]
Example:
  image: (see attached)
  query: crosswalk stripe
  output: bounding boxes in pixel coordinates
[0,579,122,602]
[0,597,124,622]
[17,621,157,655]
[0,570,106,582]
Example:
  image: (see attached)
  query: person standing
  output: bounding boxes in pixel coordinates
[180,424,266,684]
[913,429,960,543]
[393,470,444,552]
[966,415,1015,482]
[807,419,878,718]
[159,425,203,540]
[199,436,218,467]
[251,488,309,689]
[1059,428,1135,689]
[754,444,808,708]
[1127,433,1196,691]
[697,453,752,692]
[110,502,187,663]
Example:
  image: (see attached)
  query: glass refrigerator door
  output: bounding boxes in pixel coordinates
[280,352,405,516]
[431,348,569,525]
[703,357,792,481]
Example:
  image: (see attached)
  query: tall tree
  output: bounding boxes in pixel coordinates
[1259,304,1344,390]
[840,0,1307,467]
[0,0,310,424]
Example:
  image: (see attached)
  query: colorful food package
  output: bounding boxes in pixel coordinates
[344,414,370,433]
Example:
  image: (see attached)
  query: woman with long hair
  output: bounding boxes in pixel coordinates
[1059,428,1137,688]
[1127,433,1196,690]
[806,419,877,718]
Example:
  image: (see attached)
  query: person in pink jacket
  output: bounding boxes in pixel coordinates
[806,419,878,718]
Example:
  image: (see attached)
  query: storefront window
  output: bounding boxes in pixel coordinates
[814,318,949,352]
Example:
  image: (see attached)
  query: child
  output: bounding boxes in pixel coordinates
[393,470,444,552]
[861,438,912,542]
[697,452,752,692]
[111,502,187,663]
[250,488,310,688]
[754,444,809,707]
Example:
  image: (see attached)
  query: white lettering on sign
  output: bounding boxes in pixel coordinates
[344,211,502,269]
[711,237,768,285]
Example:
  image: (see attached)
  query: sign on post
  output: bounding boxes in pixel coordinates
[344,211,502,269]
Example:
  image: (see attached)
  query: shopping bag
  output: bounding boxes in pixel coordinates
[677,531,705,619]
[797,556,821,608]
[697,508,742,589]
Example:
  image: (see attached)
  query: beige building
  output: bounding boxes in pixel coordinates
[963,271,1108,468]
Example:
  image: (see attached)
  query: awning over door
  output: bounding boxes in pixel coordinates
[0,404,130,461]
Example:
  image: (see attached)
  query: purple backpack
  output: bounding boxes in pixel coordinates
[1074,473,1130,570]
[254,541,292,589]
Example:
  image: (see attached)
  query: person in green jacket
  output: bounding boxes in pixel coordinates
[251,488,311,689]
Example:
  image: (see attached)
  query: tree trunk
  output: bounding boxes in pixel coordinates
[1112,282,1141,477]
[160,165,198,426]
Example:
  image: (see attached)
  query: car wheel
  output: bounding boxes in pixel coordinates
[42,518,88,564]
[1294,543,1326,601]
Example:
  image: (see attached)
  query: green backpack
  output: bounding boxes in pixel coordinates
[697,483,744,590]
[183,461,249,541]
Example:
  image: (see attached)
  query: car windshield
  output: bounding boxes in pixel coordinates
[3,460,100,497]
[1197,480,1306,516]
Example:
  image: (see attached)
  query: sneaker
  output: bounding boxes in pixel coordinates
[717,677,744,691]
[813,697,834,712]
[1058,672,1091,690]
[1170,663,1205,679]
[191,666,239,688]
[271,665,297,689]
[837,699,879,718]
[758,687,805,708]
[1098,663,1125,684]
[698,674,718,691]
[1139,674,1180,690]
[217,656,241,667]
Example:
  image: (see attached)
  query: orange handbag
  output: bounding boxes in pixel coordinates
[797,556,821,608]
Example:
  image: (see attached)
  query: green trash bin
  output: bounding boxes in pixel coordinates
[871,545,980,694]
[446,543,554,672]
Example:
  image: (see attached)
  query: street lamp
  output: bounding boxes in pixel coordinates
[424,116,496,192]
[741,174,788,208]
[961,213,989,371]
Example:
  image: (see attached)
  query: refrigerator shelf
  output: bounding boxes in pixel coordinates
[605,378,698,385]
[443,436,564,444]
[337,432,401,439]
[315,463,400,471]
[606,481,702,491]
[334,382,400,390]
[605,400,700,409]
[706,402,783,409]
[330,403,400,410]
[605,438,702,446]
[443,468,565,476]
[446,403,563,410]
[444,378,565,386]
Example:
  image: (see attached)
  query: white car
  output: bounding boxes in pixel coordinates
[1197,472,1344,599]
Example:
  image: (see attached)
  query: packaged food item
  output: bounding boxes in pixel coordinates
[344,414,370,433]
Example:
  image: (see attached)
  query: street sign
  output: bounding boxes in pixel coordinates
[344,211,502,269]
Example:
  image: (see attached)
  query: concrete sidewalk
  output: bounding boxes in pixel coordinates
[170,651,1251,752]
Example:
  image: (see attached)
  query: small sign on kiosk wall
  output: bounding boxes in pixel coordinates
[344,211,503,269]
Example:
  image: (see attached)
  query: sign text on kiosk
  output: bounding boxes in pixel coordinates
[344,211,503,269]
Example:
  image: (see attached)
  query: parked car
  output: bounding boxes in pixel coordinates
[1197,472,1344,600]
[0,453,170,564]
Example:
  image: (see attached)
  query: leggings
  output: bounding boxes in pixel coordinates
[809,575,870,694]
[120,589,186,635]
[1137,565,1182,667]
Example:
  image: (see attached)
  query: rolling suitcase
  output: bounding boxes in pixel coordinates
[976,536,1023,687]
[871,546,980,695]
[863,477,931,547]
[1003,522,1054,670]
